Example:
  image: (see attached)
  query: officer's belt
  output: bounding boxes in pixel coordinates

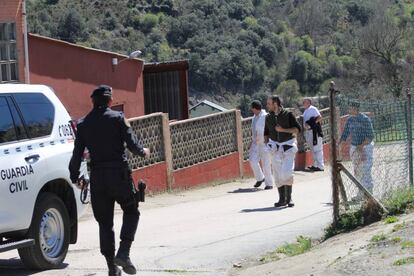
[91,161,128,169]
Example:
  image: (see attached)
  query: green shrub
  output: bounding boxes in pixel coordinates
[384,216,398,224]
[392,236,401,243]
[384,187,414,215]
[324,209,364,239]
[401,241,414,249]
[276,236,312,256]
[392,223,406,232]
[393,256,414,266]
[370,233,387,243]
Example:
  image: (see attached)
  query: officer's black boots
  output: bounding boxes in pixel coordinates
[114,240,137,275]
[106,256,122,276]
[109,266,122,276]
[286,186,295,207]
[274,186,287,207]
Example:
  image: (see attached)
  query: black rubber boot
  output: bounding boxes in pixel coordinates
[114,241,137,275]
[106,256,122,276]
[274,186,287,207]
[254,179,265,188]
[286,185,295,207]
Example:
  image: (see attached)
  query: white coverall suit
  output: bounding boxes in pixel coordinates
[249,110,273,187]
[303,105,324,170]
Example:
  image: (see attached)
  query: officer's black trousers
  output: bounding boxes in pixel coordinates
[90,167,140,257]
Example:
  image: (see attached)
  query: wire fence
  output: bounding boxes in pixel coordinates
[329,86,414,219]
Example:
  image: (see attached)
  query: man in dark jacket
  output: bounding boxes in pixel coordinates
[69,85,150,276]
[264,95,302,208]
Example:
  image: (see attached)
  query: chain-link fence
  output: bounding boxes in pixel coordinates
[329,85,414,220]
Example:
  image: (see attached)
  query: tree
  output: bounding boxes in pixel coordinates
[355,14,407,96]
[140,13,159,34]
[238,94,252,118]
[258,38,277,67]
[275,80,301,108]
[288,51,325,95]
[293,0,325,40]
[56,9,87,43]
[346,1,373,25]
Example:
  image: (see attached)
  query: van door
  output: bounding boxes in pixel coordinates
[4,93,55,232]
[0,95,35,233]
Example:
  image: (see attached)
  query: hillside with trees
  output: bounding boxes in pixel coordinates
[27,0,414,114]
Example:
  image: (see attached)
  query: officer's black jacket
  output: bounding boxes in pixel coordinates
[69,106,145,183]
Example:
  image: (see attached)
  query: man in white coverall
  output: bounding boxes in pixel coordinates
[249,100,274,190]
[303,98,324,171]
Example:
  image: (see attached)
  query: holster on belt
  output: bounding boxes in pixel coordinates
[122,166,146,203]
[133,179,146,203]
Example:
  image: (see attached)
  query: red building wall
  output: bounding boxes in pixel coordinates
[28,34,145,120]
[0,0,25,82]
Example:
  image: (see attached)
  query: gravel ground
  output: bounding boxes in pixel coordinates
[233,212,414,276]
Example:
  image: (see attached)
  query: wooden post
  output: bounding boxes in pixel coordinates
[329,81,340,226]
[406,90,413,187]
[162,113,174,191]
[235,110,244,178]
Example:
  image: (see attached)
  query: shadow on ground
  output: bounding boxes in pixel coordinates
[241,206,288,213]
[0,258,69,276]
[228,188,261,194]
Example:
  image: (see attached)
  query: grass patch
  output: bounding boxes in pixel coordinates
[384,187,414,215]
[392,222,406,232]
[392,236,402,243]
[371,233,387,243]
[259,251,281,263]
[276,236,312,257]
[401,241,414,249]
[393,256,414,266]
[384,216,399,224]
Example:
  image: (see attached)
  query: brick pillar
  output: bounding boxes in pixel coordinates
[235,110,244,178]
[162,113,174,191]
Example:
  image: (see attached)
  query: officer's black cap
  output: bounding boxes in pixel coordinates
[91,85,112,98]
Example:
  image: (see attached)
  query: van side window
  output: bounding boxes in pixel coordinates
[14,93,55,139]
[0,96,17,143]
[7,97,27,140]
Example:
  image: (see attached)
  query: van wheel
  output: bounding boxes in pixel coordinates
[18,192,70,269]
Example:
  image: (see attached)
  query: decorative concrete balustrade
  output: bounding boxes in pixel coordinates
[127,108,332,192]
[242,118,253,161]
[128,113,165,170]
[170,111,239,170]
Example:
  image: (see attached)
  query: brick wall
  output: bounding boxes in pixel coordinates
[0,0,25,82]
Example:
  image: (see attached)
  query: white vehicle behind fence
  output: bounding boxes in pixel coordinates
[0,84,88,269]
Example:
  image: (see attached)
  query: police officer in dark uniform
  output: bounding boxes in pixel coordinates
[69,85,150,276]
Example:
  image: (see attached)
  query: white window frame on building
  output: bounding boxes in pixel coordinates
[0,22,19,83]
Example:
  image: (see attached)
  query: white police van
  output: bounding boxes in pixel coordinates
[0,84,88,269]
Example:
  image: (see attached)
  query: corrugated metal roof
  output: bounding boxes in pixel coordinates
[189,100,228,112]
